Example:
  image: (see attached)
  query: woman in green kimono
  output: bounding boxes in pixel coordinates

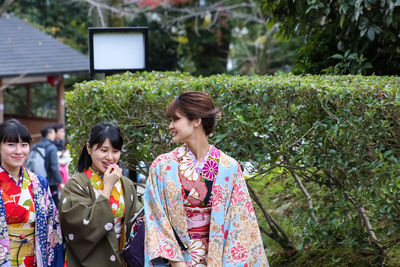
[60,122,141,267]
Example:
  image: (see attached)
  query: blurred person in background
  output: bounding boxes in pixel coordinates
[57,140,72,187]
[52,124,65,152]
[28,126,62,207]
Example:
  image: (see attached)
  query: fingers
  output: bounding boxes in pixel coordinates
[104,164,122,184]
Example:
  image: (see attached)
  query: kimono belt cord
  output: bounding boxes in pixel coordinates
[9,231,35,267]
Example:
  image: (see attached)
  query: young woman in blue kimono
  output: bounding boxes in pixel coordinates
[144,92,268,266]
[0,119,63,267]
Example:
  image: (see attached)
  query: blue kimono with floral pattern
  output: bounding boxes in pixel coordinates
[0,170,63,267]
[144,145,268,266]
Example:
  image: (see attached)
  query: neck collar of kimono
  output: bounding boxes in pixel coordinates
[0,165,24,187]
[185,144,214,175]
[85,168,104,180]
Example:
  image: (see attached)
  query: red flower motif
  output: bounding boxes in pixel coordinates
[230,242,249,262]
[231,185,246,204]
[245,201,254,214]
[162,243,177,259]
[211,185,223,206]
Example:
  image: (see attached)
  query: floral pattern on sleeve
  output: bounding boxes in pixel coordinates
[144,146,269,266]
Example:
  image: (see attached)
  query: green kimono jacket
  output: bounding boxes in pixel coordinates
[60,172,141,267]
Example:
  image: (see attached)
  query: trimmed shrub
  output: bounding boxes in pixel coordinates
[66,71,400,256]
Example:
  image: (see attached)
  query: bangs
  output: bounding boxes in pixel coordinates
[92,127,123,151]
[1,124,31,144]
[166,99,181,119]
[108,133,123,150]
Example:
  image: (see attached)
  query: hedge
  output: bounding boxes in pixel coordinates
[66,71,400,256]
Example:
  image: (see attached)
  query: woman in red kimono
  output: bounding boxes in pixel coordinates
[0,119,63,267]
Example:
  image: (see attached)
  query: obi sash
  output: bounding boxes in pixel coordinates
[8,222,35,267]
[185,206,212,240]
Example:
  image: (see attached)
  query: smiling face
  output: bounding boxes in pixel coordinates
[168,111,200,143]
[1,139,30,172]
[87,138,121,175]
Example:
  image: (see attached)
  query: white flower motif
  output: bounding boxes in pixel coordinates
[62,198,67,204]
[111,203,118,210]
[0,244,8,259]
[68,234,74,241]
[104,223,113,231]
[110,255,116,262]
[190,240,206,264]
[83,219,90,225]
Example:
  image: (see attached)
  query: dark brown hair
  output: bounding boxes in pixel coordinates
[77,122,123,172]
[166,91,221,135]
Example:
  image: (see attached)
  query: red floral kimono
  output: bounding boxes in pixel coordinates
[0,167,36,267]
[0,166,63,267]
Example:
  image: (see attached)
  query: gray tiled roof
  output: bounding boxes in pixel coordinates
[0,14,88,78]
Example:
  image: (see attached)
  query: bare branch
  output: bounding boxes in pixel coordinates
[0,0,15,18]
[286,166,318,222]
[247,182,296,251]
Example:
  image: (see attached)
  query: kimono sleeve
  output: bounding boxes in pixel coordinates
[59,175,116,262]
[42,178,64,267]
[144,159,190,265]
[122,177,142,235]
[222,161,269,266]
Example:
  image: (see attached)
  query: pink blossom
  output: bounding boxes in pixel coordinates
[231,185,246,204]
[162,243,177,259]
[230,242,248,262]
[212,185,223,206]
[245,201,254,214]
[210,147,221,158]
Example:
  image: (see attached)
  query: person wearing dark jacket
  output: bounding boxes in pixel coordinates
[31,126,62,207]
[52,123,66,152]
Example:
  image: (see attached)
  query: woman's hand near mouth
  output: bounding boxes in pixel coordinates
[102,163,122,199]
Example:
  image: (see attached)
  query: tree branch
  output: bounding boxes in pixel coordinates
[286,166,318,223]
[0,0,15,18]
[247,182,296,251]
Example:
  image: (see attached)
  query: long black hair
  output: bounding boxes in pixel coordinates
[0,119,32,144]
[77,122,123,172]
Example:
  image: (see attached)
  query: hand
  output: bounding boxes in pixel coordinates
[102,164,122,199]
[169,261,188,267]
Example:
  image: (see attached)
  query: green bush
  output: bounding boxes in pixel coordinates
[66,71,400,259]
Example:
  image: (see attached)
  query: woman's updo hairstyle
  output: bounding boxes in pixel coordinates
[0,119,32,144]
[166,91,221,136]
[77,122,123,172]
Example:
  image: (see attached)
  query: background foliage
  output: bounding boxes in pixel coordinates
[4,0,300,76]
[67,71,400,265]
[261,0,400,75]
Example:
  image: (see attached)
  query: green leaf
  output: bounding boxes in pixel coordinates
[340,14,345,28]
[367,27,376,41]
